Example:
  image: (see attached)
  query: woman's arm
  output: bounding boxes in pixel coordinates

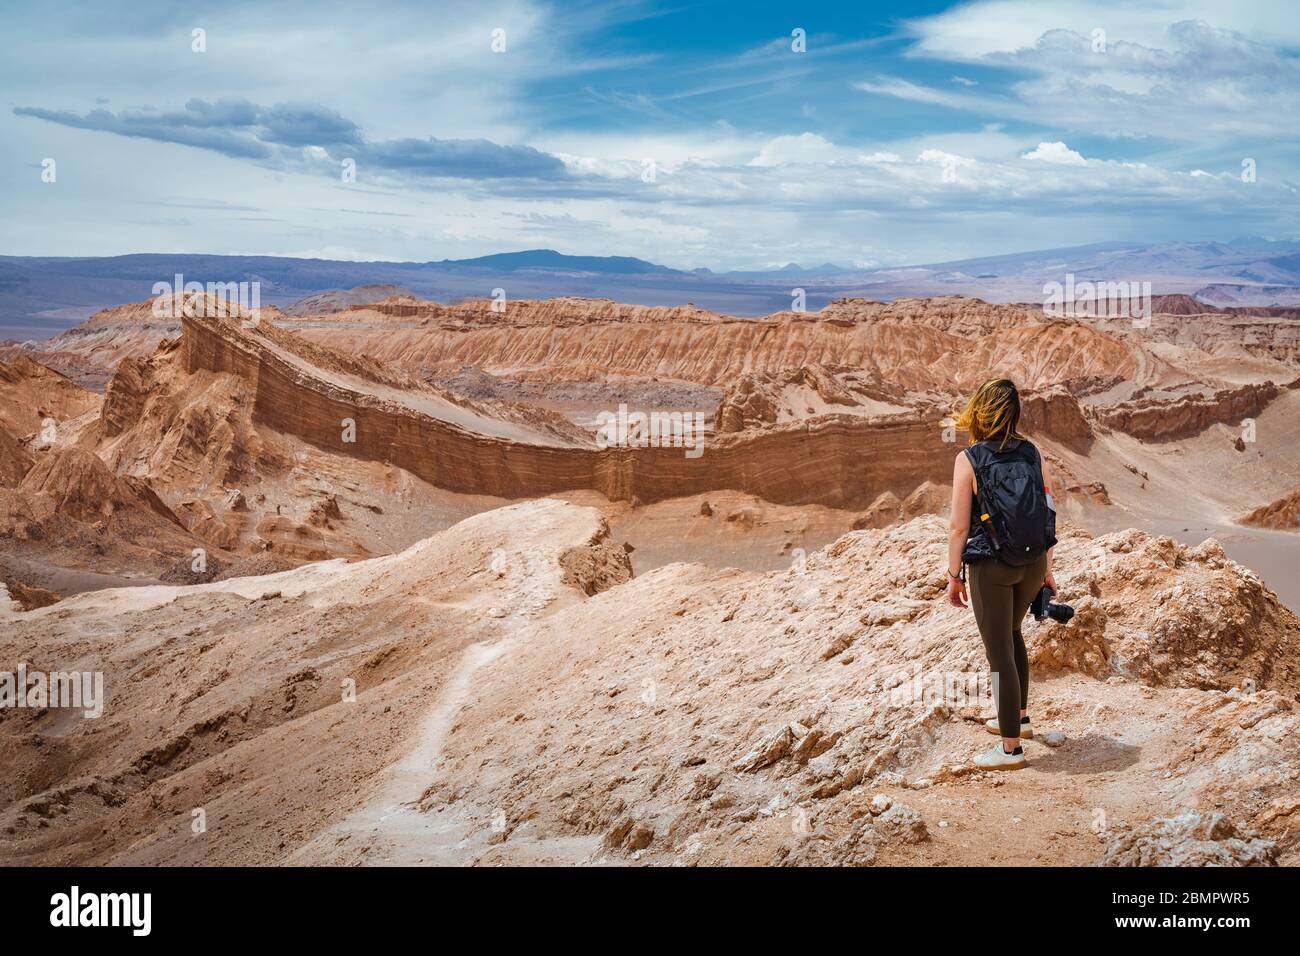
[946,451,973,608]
[1041,455,1056,591]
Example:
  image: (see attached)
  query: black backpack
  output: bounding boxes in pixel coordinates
[962,439,1057,566]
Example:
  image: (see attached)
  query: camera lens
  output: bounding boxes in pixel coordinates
[1048,603,1075,624]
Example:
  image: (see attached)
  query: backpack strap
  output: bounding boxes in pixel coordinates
[963,446,1000,547]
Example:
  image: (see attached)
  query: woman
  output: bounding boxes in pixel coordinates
[945,378,1056,770]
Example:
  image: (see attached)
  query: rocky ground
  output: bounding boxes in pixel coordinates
[375,513,1297,867]
[0,500,631,865]
[2,291,1298,867]
[2,502,1294,866]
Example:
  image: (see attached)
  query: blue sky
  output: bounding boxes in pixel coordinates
[2,0,1298,269]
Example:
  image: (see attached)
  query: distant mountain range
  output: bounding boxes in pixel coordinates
[3,238,1299,340]
[433,249,682,275]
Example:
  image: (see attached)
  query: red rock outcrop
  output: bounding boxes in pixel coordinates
[716,365,915,433]
[0,446,204,580]
[0,354,101,435]
[93,337,281,493]
[0,425,32,487]
[1091,381,1280,441]
[11,447,184,530]
[25,292,1300,413]
[179,307,956,509]
[1239,486,1300,530]
[283,297,1173,393]
[1020,385,1094,451]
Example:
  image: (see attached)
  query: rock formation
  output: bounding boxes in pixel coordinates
[1091,381,1280,442]
[6,288,1298,601]
[1239,486,1300,530]
[0,354,101,435]
[5,502,1297,866]
[1102,811,1276,866]
[0,425,33,487]
[715,365,915,433]
[284,284,415,316]
[173,305,956,509]
[3,287,1300,869]
[0,446,206,583]
[1021,386,1094,451]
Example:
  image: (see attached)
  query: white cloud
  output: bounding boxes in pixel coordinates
[4,0,1298,271]
[917,148,976,167]
[891,14,1300,141]
[903,0,1300,60]
[748,133,845,167]
[5,109,1294,270]
[855,77,1003,112]
[1022,141,1088,165]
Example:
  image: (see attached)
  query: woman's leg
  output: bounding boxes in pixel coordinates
[968,560,1020,744]
[1009,555,1049,714]
[1011,630,1030,715]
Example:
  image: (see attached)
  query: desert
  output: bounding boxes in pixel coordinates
[2,283,1298,869]
[4,1,1300,913]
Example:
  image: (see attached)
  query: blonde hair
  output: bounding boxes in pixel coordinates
[955,378,1024,449]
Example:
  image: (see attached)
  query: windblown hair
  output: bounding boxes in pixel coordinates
[955,378,1024,448]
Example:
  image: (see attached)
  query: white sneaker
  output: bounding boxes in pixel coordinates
[985,718,1032,739]
[973,742,1027,770]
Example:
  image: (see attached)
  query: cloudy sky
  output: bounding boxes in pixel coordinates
[2,0,1297,269]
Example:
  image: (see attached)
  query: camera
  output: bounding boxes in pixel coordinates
[1030,585,1074,624]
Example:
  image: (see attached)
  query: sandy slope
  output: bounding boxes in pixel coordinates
[0,499,631,865]
[384,515,1298,867]
[3,502,1294,867]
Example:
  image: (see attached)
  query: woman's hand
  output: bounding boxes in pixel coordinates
[1044,570,1057,593]
[946,575,968,609]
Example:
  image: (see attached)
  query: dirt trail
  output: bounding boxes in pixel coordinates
[0,499,634,867]
[294,651,1285,868]
[288,640,517,866]
[861,677,1218,866]
[291,636,605,866]
[401,516,1299,867]
[298,658,1295,867]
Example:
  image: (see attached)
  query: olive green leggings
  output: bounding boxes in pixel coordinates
[968,555,1049,739]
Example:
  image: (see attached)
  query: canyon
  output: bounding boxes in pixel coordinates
[1,288,1298,867]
